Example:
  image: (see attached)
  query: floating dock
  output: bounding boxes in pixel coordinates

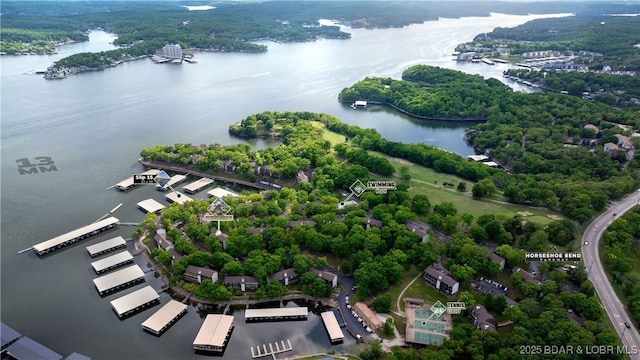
[1,322,22,350]
[245,307,308,322]
[250,339,292,359]
[481,58,495,65]
[86,236,127,258]
[110,286,159,319]
[137,199,165,214]
[32,217,120,256]
[93,265,145,296]
[207,187,239,198]
[165,191,192,204]
[156,174,187,191]
[141,300,188,336]
[320,311,344,344]
[115,169,160,191]
[183,178,214,194]
[4,336,62,360]
[193,314,234,353]
[90,251,134,274]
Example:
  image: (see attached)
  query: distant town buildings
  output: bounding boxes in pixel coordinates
[162,43,183,59]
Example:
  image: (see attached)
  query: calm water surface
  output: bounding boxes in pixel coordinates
[1,12,567,360]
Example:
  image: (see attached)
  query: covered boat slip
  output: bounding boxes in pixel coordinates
[90,251,134,274]
[137,199,165,214]
[182,177,214,194]
[193,314,234,352]
[141,300,188,335]
[1,322,22,350]
[115,169,160,191]
[110,286,160,319]
[86,236,127,258]
[156,174,187,191]
[244,307,308,322]
[93,265,145,296]
[33,217,120,256]
[4,336,62,360]
[320,311,344,344]
[165,191,192,204]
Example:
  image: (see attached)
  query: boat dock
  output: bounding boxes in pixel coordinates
[245,307,308,322]
[250,339,292,359]
[137,199,165,214]
[193,314,235,353]
[114,169,160,191]
[165,191,192,204]
[481,58,495,65]
[90,251,134,274]
[156,174,187,191]
[110,286,160,319]
[86,236,127,258]
[32,217,120,256]
[141,300,188,336]
[320,311,344,344]
[93,265,145,296]
[183,178,214,193]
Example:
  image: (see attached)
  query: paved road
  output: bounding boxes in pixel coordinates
[582,189,640,359]
[329,270,371,339]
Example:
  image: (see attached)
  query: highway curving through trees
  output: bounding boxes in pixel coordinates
[581,189,640,359]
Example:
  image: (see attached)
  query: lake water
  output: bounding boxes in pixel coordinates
[0,12,568,360]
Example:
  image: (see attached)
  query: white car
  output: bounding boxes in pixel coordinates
[366,327,372,333]
[347,304,352,310]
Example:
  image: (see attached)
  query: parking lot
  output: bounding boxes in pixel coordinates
[471,277,517,306]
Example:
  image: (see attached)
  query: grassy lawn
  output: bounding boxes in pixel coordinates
[401,276,449,308]
[367,150,562,225]
[390,312,407,337]
[310,121,348,147]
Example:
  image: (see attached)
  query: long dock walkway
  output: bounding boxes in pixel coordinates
[138,159,272,191]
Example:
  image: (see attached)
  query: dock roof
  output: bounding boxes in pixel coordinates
[137,199,165,214]
[86,236,126,256]
[245,307,308,320]
[91,251,133,273]
[193,314,234,349]
[183,178,214,193]
[141,300,188,334]
[115,169,160,190]
[5,336,62,360]
[207,187,239,198]
[93,265,145,294]
[110,286,159,317]
[33,217,120,254]
[156,174,187,190]
[1,322,22,349]
[165,191,192,204]
[320,311,344,342]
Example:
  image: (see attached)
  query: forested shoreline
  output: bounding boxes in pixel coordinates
[340,65,640,222]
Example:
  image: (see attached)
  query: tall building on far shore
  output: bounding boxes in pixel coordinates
[162,43,182,59]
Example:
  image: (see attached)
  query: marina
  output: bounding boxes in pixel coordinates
[32,217,120,256]
[193,314,235,353]
[141,300,188,336]
[183,177,214,194]
[156,174,187,191]
[250,339,293,359]
[320,311,344,344]
[90,251,134,274]
[114,169,160,191]
[86,236,127,258]
[244,307,308,322]
[137,199,165,214]
[92,265,145,296]
[165,191,192,204]
[110,286,160,319]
